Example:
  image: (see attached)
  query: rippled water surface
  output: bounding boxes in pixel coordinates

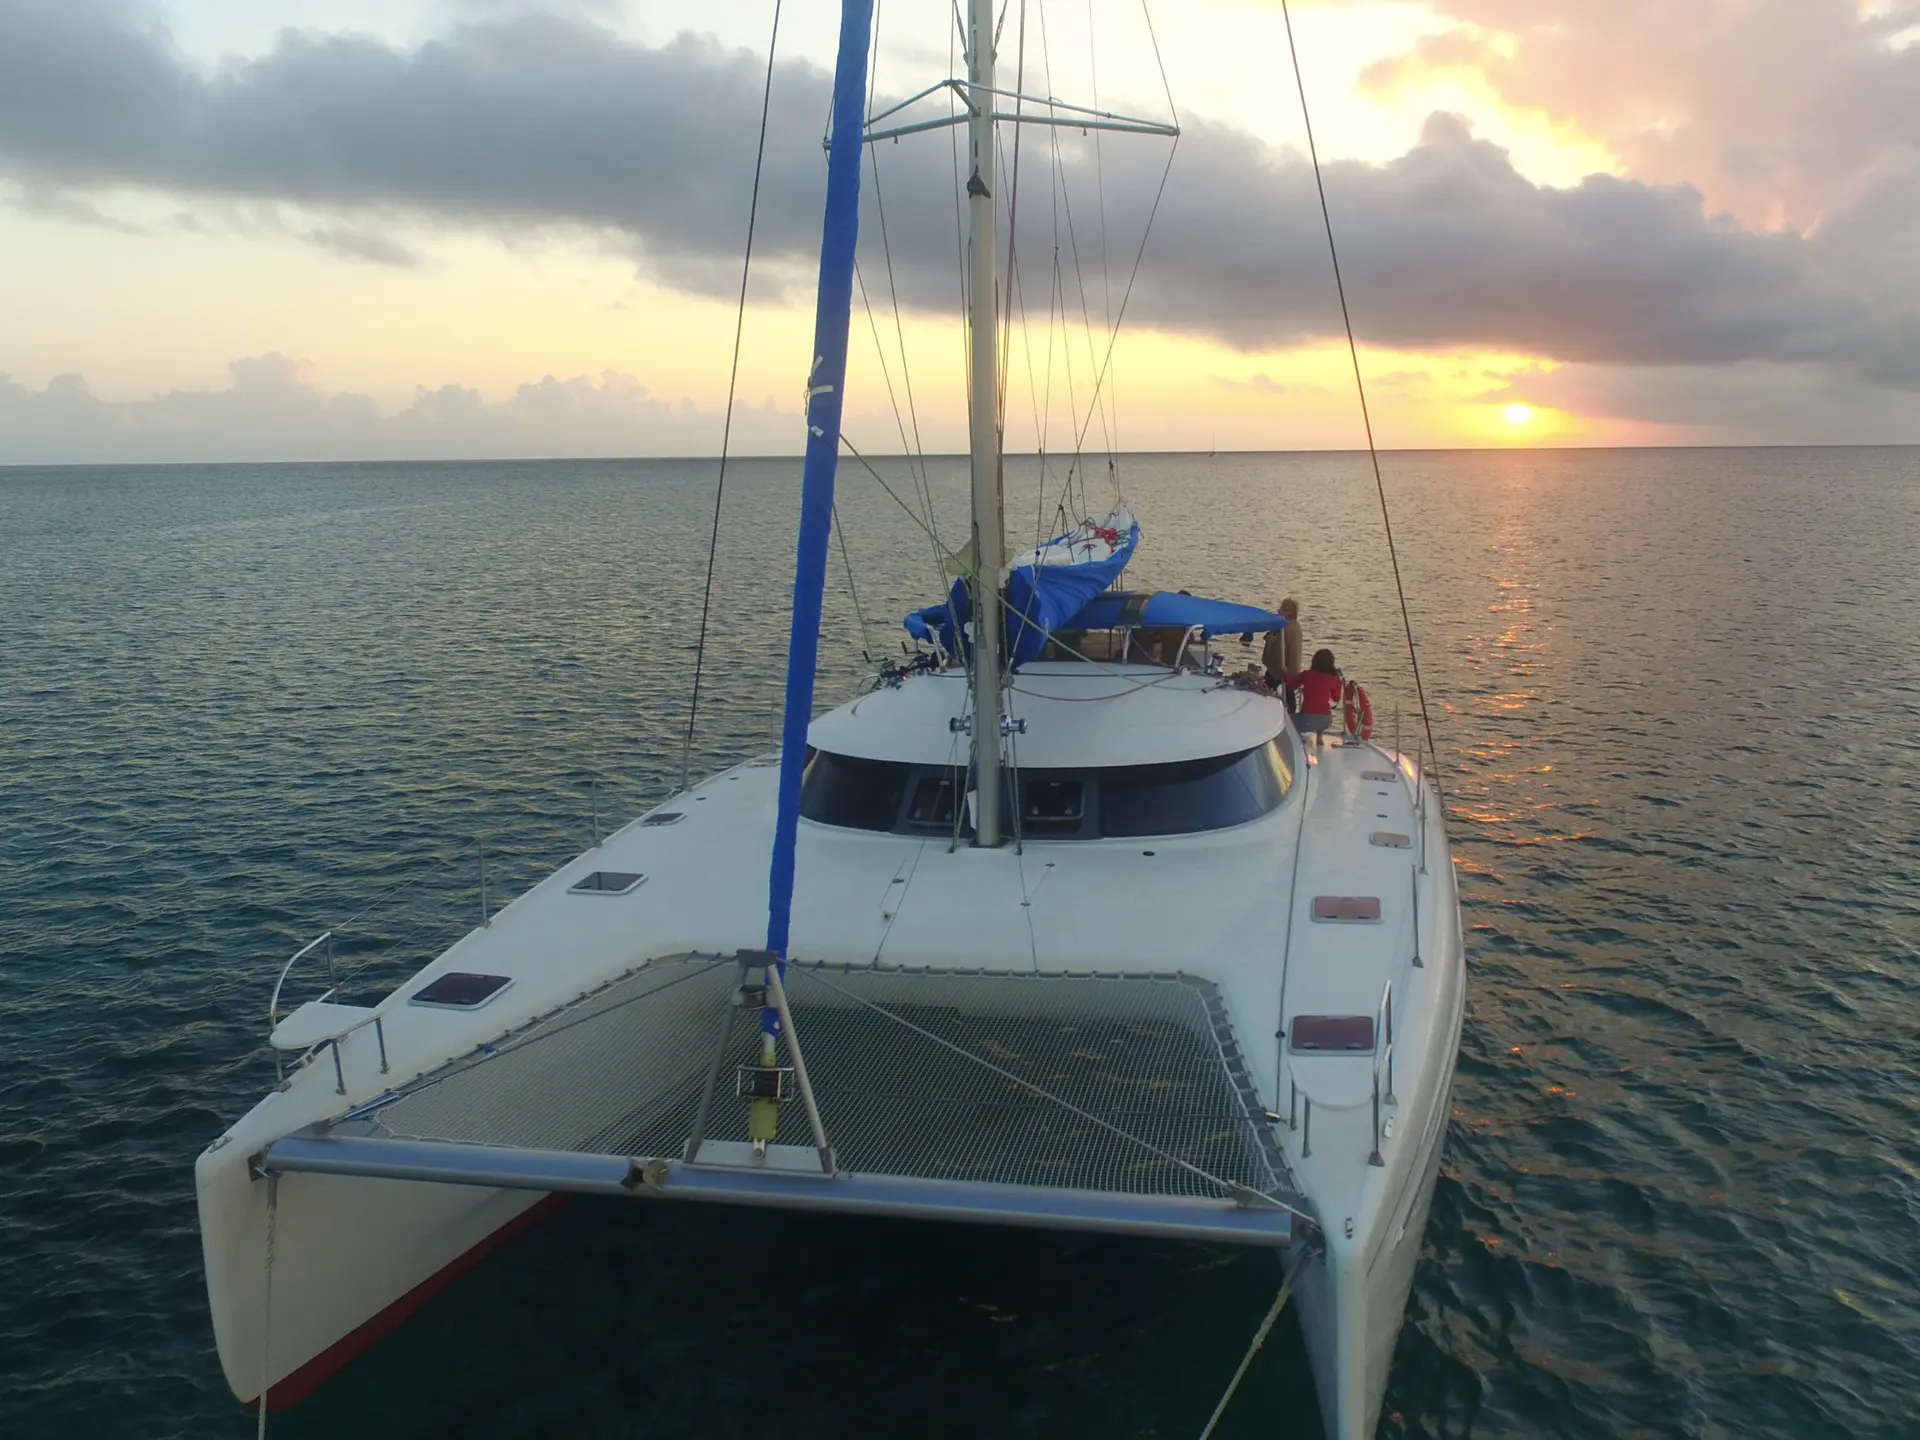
[3,449,1916,1439]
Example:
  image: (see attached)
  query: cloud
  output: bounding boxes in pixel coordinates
[306,225,421,268]
[1476,359,1920,444]
[0,354,796,464]
[1,0,1918,418]
[1362,0,1920,227]
[1215,373,1291,395]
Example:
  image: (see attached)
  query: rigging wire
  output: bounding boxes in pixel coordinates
[854,259,952,581]
[839,433,944,543]
[861,1,945,558]
[1052,107,1112,510]
[1001,136,1053,530]
[1034,0,1091,527]
[996,0,1030,428]
[990,9,1061,551]
[949,2,972,430]
[1278,0,1440,775]
[1062,137,1175,497]
[831,500,876,663]
[1088,0,1119,497]
[1052,135,1178,524]
[679,0,783,793]
[1033,166,1061,548]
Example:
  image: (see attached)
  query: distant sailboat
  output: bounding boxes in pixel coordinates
[196,5,1462,1437]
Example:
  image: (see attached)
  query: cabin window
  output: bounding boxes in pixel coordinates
[1022,778,1086,836]
[799,750,910,831]
[1098,741,1291,838]
[799,739,1295,839]
[904,772,964,830]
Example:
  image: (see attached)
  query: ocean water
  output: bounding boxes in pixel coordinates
[2,448,1916,1439]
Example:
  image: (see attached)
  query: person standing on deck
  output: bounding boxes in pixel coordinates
[1261,597,1302,707]
[1296,648,1344,746]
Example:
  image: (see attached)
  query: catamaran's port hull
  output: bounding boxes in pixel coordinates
[196,1143,551,1408]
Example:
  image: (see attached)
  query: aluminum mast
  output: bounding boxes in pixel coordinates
[964,0,1006,847]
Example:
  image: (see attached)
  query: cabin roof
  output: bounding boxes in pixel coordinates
[807,664,1289,768]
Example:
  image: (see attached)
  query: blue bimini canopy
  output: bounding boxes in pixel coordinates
[1062,590,1288,636]
[905,585,1286,666]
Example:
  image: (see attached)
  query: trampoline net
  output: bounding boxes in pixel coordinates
[364,957,1288,1202]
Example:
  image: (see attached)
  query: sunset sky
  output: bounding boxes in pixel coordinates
[2,0,1918,461]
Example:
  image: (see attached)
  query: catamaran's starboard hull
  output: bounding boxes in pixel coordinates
[1294,1065,1458,1440]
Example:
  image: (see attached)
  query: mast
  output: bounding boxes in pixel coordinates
[765,0,875,959]
[965,0,1006,847]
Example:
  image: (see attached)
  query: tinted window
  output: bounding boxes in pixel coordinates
[799,750,909,831]
[1021,778,1086,837]
[798,741,1295,838]
[904,772,964,830]
[1098,742,1290,838]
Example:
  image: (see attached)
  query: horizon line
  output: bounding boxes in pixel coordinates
[6,439,1919,470]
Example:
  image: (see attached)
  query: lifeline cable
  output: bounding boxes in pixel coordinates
[680,0,784,792]
[1279,0,1440,775]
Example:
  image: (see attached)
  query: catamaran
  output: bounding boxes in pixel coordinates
[196,4,1464,1435]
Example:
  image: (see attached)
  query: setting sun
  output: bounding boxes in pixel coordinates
[1505,403,1534,425]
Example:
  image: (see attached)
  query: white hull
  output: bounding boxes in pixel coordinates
[200,669,1464,1432]
[1293,1028,1459,1440]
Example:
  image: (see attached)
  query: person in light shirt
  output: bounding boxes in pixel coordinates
[1261,596,1302,705]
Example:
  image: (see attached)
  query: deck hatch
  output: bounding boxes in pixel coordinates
[408,973,513,1010]
[1361,769,1397,782]
[642,811,686,827]
[1312,895,1382,922]
[1289,1015,1375,1053]
[1369,832,1411,849]
[353,957,1295,1206]
[570,871,646,895]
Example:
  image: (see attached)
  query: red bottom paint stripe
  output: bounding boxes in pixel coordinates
[250,1192,567,1410]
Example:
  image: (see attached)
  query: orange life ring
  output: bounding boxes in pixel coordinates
[1343,680,1373,739]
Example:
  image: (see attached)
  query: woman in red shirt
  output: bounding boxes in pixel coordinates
[1294,648,1344,743]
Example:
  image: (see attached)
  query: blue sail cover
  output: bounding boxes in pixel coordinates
[904,579,972,656]
[765,0,873,962]
[903,518,1141,663]
[1005,520,1139,663]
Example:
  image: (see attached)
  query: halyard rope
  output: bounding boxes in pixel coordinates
[680,0,784,793]
[1279,0,1441,779]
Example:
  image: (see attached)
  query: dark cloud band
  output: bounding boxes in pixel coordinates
[0,0,1917,388]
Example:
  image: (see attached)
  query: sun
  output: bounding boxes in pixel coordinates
[1504,403,1534,425]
